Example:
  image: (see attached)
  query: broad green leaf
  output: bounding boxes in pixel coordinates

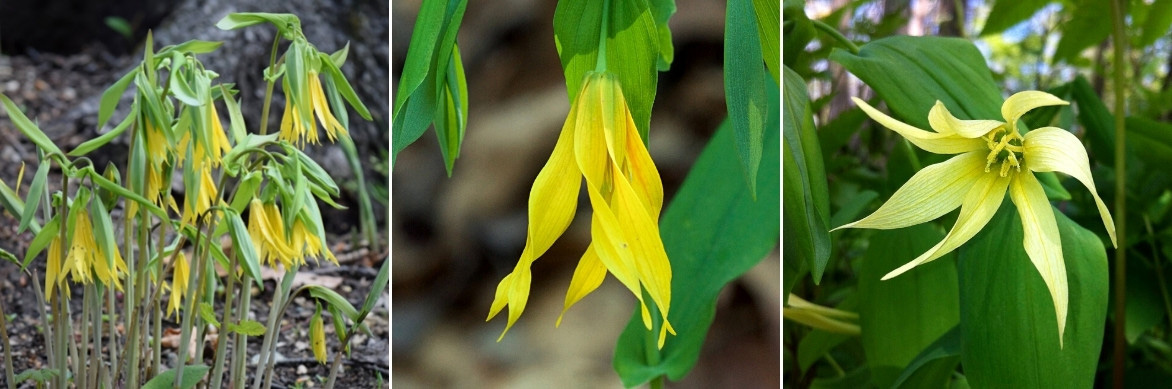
[1037,170,1073,201]
[97,70,136,130]
[1125,255,1165,344]
[1141,0,1172,47]
[1070,75,1117,163]
[797,329,849,374]
[811,367,871,389]
[392,0,455,115]
[215,13,301,39]
[891,326,962,389]
[782,0,815,67]
[318,52,371,120]
[226,210,262,287]
[783,66,830,282]
[141,365,209,389]
[858,224,959,388]
[199,302,221,328]
[155,40,223,58]
[957,206,1108,388]
[392,0,467,165]
[831,36,1002,130]
[18,159,50,234]
[554,0,660,142]
[220,86,248,144]
[308,286,360,322]
[613,116,780,386]
[979,0,1050,36]
[0,94,63,157]
[753,0,780,82]
[1052,0,1111,63]
[829,190,877,228]
[434,43,468,176]
[1127,116,1172,168]
[725,0,768,194]
[229,320,266,336]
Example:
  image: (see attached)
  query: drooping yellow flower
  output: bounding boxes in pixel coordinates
[279,71,347,148]
[783,294,861,336]
[180,162,219,226]
[168,251,190,317]
[47,208,128,301]
[486,72,676,348]
[835,91,1117,346]
[248,198,298,268]
[290,218,337,264]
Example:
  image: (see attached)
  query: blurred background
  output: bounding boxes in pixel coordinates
[390,0,781,387]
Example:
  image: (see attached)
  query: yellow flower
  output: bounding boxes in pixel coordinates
[290,218,337,264]
[180,162,219,226]
[47,208,127,301]
[168,251,190,317]
[486,72,676,348]
[310,304,327,363]
[835,91,1117,345]
[279,71,347,148]
[248,199,298,268]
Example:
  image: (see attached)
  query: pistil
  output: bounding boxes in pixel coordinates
[984,128,1024,177]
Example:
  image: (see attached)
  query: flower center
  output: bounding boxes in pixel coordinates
[984,127,1024,177]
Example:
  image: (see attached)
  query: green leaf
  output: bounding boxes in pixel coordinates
[554,0,660,142]
[783,66,831,283]
[648,0,676,70]
[1141,0,1172,47]
[782,0,815,67]
[392,0,467,165]
[229,320,266,336]
[1125,254,1165,344]
[752,0,779,82]
[858,224,959,388]
[0,247,17,266]
[71,103,136,157]
[18,159,50,234]
[1053,0,1111,63]
[87,167,169,221]
[613,116,780,386]
[97,70,136,131]
[89,195,120,276]
[957,206,1108,388]
[1127,116,1172,168]
[155,40,223,58]
[812,367,872,389]
[23,215,58,269]
[141,365,209,389]
[226,210,262,287]
[1069,75,1117,163]
[979,0,1050,36]
[725,0,768,194]
[215,13,301,39]
[220,86,248,144]
[797,329,849,374]
[199,302,221,328]
[434,43,468,176]
[890,326,962,389]
[308,286,360,322]
[0,94,63,157]
[831,36,1003,130]
[360,257,390,318]
[318,52,371,121]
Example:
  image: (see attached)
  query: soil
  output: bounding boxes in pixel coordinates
[0,30,389,389]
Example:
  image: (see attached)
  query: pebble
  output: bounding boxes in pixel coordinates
[4,80,18,93]
[297,364,308,374]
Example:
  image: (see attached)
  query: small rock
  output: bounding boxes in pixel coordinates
[62,87,76,101]
[297,364,308,375]
[4,80,18,92]
[34,79,48,91]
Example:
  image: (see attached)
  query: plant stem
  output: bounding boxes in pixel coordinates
[210,250,240,389]
[256,265,299,389]
[231,282,252,389]
[811,19,860,55]
[0,294,15,389]
[259,34,282,136]
[79,284,93,389]
[1110,0,1128,386]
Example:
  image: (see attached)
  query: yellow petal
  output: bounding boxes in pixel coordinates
[835,151,986,231]
[1023,127,1116,247]
[1001,91,1069,130]
[310,75,347,141]
[928,100,1004,138]
[622,112,664,218]
[45,238,62,302]
[883,171,1011,280]
[557,244,607,327]
[1009,171,1068,347]
[852,97,985,154]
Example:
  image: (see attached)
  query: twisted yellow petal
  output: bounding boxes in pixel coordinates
[1023,127,1117,247]
[852,97,986,154]
[1009,170,1068,347]
[834,151,985,231]
[928,100,1004,138]
[1001,91,1069,130]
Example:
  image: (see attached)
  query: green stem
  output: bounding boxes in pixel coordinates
[173,218,210,389]
[811,19,860,55]
[259,34,282,135]
[210,249,240,389]
[1109,0,1128,386]
[650,376,664,389]
[0,293,15,389]
[231,283,252,389]
[1143,217,1172,332]
[826,353,846,377]
[594,0,610,72]
[79,283,93,389]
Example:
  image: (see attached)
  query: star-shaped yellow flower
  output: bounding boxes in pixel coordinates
[487,72,676,348]
[835,91,1117,345]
